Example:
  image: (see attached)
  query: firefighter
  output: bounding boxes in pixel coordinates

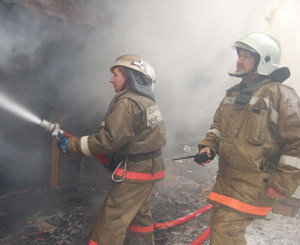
[56,54,166,245]
[195,32,300,244]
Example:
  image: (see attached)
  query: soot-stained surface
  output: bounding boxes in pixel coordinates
[1,156,299,245]
[0,157,216,245]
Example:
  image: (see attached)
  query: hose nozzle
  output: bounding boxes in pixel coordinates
[40,119,60,138]
[40,119,54,132]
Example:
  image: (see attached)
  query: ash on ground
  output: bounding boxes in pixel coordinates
[1,149,300,245]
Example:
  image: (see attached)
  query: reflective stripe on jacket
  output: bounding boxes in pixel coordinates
[208,192,272,216]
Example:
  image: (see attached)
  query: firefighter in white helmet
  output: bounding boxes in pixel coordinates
[56,54,166,245]
[195,32,300,244]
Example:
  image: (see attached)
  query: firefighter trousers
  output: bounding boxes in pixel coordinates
[89,181,155,245]
[210,205,255,245]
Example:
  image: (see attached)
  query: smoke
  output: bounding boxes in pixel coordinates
[0,3,92,187]
[80,0,298,152]
[0,0,300,186]
[80,0,272,151]
[260,0,300,93]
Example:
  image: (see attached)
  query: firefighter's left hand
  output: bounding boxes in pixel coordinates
[267,186,285,200]
[56,132,69,154]
[197,147,214,166]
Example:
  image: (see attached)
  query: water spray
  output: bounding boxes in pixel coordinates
[0,92,109,164]
[0,91,72,139]
[0,91,42,125]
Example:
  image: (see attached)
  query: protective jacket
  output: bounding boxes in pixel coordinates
[67,88,166,183]
[67,88,166,245]
[200,68,300,217]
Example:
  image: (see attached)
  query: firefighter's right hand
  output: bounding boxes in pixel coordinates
[56,132,69,154]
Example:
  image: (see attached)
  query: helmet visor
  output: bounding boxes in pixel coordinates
[234,42,258,55]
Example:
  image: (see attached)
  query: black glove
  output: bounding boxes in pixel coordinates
[194,151,215,165]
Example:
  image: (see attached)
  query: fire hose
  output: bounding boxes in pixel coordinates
[190,226,211,245]
[154,204,212,229]
[154,204,212,245]
[40,119,212,244]
[40,119,110,164]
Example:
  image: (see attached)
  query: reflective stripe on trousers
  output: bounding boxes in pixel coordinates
[89,239,98,245]
[208,191,272,216]
[127,225,154,233]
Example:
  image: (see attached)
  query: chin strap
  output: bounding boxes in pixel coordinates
[228,69,256,78]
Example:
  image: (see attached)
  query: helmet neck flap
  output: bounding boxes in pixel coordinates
[125,67,155,101]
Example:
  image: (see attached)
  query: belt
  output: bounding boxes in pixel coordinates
[116,150,162,162]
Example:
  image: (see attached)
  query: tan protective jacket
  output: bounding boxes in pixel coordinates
[68,88,166,183]
[200,72,300,217]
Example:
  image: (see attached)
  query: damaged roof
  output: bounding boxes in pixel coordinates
[0,0,106,28]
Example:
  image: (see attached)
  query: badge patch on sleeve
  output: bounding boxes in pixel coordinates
[146,105,163,126]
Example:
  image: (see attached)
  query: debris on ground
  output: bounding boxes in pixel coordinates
[0,151,299,244]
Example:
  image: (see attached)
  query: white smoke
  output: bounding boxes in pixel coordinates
[80,0,300,151]
[260,0,300,93]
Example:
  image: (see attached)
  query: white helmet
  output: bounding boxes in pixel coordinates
[233,32,281,75]
[110,54,155,81]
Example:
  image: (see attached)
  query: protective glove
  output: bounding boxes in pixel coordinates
[56,132,69,154]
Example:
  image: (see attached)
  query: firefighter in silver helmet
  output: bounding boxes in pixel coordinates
[56,54,166,245]
[195,32,300,244]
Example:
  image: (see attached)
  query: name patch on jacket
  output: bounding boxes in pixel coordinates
[146,105,163,126]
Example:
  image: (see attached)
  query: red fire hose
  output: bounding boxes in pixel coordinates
[154,204,212,229]
[190,226,210,245]
[154,204,212,245]
[61,131,111,165]
[61,131,74,138]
